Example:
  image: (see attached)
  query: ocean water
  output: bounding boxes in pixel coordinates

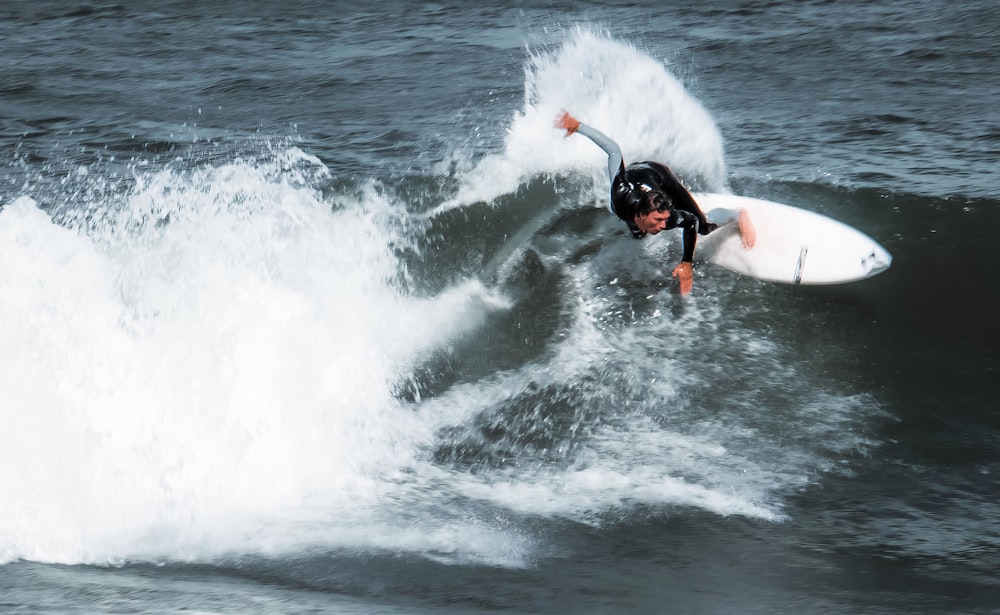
[1,1,998,613]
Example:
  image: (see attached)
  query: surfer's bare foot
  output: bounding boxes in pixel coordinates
[738,209,756,249]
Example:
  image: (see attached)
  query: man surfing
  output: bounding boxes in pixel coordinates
[556,111,755,294]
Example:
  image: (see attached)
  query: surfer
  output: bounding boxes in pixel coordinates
[556,111,755,294]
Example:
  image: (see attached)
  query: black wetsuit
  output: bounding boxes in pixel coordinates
[576,123,717,262]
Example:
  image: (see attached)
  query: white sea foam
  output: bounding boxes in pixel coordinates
[0,152,512,566]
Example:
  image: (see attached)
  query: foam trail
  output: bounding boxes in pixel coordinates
[414,251,886,527]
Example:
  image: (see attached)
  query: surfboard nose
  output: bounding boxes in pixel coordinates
[862,245,892,277]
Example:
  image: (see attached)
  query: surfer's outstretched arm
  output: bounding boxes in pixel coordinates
[555,111,624,184]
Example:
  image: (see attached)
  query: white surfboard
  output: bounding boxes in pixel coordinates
[695,193,892,285]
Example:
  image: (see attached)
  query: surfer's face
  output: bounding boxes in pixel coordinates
[635,209,671,235]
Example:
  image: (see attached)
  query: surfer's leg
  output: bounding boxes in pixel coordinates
[738,209,756,249]
[706,207,755,248]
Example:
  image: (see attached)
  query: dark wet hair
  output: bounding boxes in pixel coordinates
[638,190,670,216]
[613,182,672,234]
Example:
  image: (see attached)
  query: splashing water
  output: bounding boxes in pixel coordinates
[0,148,513,566]
[445,27,727,210]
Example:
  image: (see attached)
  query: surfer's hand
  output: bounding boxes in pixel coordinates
[555,111,580,137]
[672,261,694,295]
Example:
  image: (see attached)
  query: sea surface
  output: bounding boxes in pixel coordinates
[2,1,998,613]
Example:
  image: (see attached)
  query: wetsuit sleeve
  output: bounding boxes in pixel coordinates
[574,123,625,187]
[675,210,699,262]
